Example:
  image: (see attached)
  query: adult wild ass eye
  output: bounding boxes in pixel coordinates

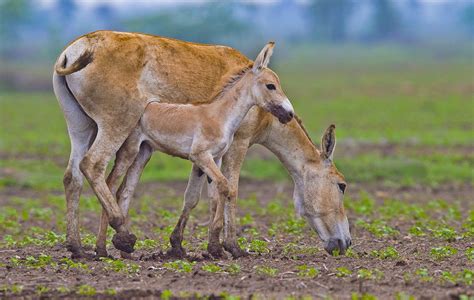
[337,183,347,194]
[266,83,276,90]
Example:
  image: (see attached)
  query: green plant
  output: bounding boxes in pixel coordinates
[225,263,241,275]
[35,285,50,295]
[430,246,458,260]
[465,247,474,260]
[161,289,173,300]
[415,268,433,282]
[255,265,278,277]
[296,265,318,278]
[163,260,196,273]
[356,219,399,237]
[59,257,88,270]
[105,288,117,295]
[76,284,96,296]
[335,267,352,277]
[201,263,221,273]
[440,271,456,284]
[248,239,270,254]
[100,257,140,274]
[431,226,458,242]
[56,286,70,293]
[370,246,399,259]
[459,269,473,285]
[351,292,378,300]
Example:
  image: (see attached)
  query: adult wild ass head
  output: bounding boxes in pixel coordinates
[296,124,351,255]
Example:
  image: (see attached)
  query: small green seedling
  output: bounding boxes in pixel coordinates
[76,285,96,296]
[161,289,173,300]
[100,257,140,274]
[225,263,241,275]
[296,265,318,278]
[465,247,474,261]
[430,246,458,260]
[201,263,222,273]
[415,268,433,282]
[370,246,399,259]
[336,267,352,277]
[248,239,270,254]
[255,265,279,277]
[55,286,70,293]
[163,260,196,273]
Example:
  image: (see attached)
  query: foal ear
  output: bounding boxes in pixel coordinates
[321,124,336,161]
[252,41,275,73]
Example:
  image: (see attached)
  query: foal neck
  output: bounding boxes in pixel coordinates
[213,72,256,135]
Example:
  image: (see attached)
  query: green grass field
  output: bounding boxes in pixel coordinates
[1,45,472,189]
[0,45,473,299]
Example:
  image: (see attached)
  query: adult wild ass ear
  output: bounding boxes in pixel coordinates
[321,124,336,161]
[252,42,275,73]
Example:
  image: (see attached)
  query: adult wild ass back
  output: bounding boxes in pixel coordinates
[52,30,351,258]
[101,42,295,258]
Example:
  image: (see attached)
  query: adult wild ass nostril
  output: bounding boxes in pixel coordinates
[324,238,349,255]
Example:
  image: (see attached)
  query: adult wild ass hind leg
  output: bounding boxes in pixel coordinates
[168,164,206,258]
[190,153,232,259]
[53,73,97,259]
[96,129,143,258]
[79,126,139,254]
[220,139,250,258]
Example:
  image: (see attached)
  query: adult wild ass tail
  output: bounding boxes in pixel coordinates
[55,50,94,76]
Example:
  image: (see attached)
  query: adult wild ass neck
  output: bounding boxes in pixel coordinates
[52,30,350,259]
[99,42,294,258]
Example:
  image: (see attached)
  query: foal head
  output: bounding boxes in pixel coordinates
[245,42,294,124]
[299,125,351,255]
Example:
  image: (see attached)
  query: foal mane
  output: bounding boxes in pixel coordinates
[294,114,315,146]
[210,64,253,101]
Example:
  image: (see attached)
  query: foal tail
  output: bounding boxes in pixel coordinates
[55,50,94,76]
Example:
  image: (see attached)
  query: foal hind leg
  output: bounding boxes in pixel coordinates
[80,128,137,254]
[191,153,232,259]
[115,143,153,259]
[168,164,206,258]
[95,130,142,258]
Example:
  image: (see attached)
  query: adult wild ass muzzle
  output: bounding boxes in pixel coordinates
[310,215,352,255]
[268,98,294,124]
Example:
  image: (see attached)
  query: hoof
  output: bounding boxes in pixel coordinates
[95,248,109,259]
[112,232,137,254]
[120,251,133,260]
[207,243,226,259]
[224,242,249,259]
[166,246,187,259]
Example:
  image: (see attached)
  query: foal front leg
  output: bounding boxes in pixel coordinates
[191,153,232,258]
[167,164,206,258]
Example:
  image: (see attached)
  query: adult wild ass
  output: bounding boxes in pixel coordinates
[103,42,294,257]
[52,30,351,259]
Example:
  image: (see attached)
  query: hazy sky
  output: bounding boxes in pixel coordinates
[38,0,457,9]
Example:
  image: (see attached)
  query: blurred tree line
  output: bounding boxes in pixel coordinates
[0,0,472,61]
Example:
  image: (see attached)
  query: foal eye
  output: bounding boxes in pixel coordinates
[337,183,347,194]
[266,84,276,90]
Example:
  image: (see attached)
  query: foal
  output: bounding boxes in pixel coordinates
[102,42,294,257]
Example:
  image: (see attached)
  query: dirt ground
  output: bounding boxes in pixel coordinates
[0,180,473,299]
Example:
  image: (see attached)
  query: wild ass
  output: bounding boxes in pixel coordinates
[52,30,351,259]
[101,42,294,257]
